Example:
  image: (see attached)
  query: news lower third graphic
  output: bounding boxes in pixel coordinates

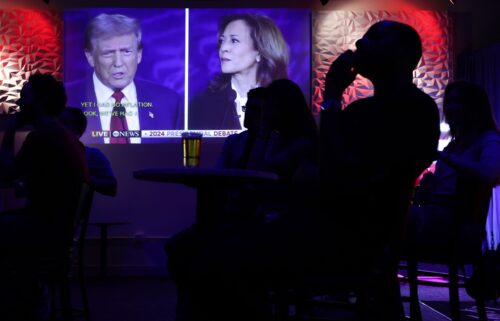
[91,130,243,139]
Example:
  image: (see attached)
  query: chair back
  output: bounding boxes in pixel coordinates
[39,182,94,270]
[73,183,93,237]
[72,182,94,264]
[38,182,94,321]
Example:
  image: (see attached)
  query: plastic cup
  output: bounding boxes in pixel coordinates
[182,132,202,167]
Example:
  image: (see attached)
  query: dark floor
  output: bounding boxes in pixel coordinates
[69,274,500,321]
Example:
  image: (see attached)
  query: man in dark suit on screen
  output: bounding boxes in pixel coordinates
[66,13,183,144]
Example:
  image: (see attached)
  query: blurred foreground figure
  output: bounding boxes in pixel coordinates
[0,74,89,321]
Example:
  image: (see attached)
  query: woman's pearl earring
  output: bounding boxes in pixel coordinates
[256,56,261,63]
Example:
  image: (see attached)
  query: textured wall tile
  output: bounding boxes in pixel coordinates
[0,10,62,113]
[312,11,451,116]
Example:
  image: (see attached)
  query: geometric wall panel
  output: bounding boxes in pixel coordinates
[0,10,62,114]
[312,10,452,127]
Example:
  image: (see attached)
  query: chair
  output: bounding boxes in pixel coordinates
[39,182,94,321]
[403,185,495,321]
[405,249,487,321]
[270,244,402,321]
[270,273,375,321]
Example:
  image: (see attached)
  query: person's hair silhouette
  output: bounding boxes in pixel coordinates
[444,81,498,138]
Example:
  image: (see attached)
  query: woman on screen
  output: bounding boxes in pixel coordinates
[189,13,289,130]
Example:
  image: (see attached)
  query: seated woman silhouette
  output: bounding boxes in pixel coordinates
[408,81,500,253]
[216,86,268,169]
[166,79,318,321]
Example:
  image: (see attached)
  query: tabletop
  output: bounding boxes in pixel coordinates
[133,167,279,188]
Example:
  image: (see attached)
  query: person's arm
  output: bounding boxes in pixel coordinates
[262,133,314,177]
[320,51,359,193]
[322,50,358,109]
[86,147,117,196]
[215,134,239,169]
[439,133,500,185]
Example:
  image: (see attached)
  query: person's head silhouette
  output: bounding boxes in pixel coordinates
[267,78,316,139]
[355,20,422,82]
[324,20,423,102]
[443,81,498,139]
[16,73,67,126]
[355,20,422,79]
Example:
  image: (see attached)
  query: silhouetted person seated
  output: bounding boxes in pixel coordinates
[60,107,118,196]
[320,21,440,320]
[166,79,318,321]
[216,84,318,220]
[407,81,500,256]
[216,86,267,170]
[0,74,89,321]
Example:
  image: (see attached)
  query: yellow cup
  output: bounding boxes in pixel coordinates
[182,132,202,167]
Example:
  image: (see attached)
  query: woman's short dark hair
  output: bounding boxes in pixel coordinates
[444,80,498,137]
[210,13,289,91]
[28,73,67,116]
[267,79,317,140]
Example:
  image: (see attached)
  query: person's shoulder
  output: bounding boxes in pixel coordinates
[228,131,250,143]
[85,146,111,162]
[343,96,376,113]
[407,86,438,108]
[393,86,439,121]
[85,146,105,156]
[481,130,500,144]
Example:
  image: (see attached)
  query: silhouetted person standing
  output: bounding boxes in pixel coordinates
[320,21,440,320]
[0,74,89,321]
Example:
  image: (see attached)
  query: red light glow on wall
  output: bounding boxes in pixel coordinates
[0,9,62,113]
[312,11,452,116]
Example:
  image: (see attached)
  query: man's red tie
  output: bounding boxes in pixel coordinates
[110,91,129,144]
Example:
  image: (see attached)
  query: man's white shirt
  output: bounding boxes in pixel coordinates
[93,73,141,144]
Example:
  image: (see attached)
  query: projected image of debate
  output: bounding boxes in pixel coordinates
[64,8,185,144]
[63,8,311,144]
[187,9,311,132]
